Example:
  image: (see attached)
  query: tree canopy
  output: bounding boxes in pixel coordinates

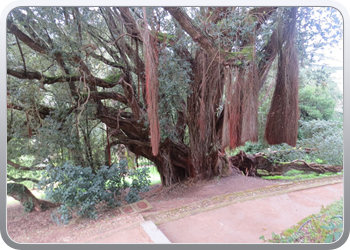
[7,7,343,187]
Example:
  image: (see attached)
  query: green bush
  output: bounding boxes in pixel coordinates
[298,120,343,165]
[126,167,151,203]
[299,85,336,121]
[260,120,343,165]
[262,143,308,163]
[38,159,151,224]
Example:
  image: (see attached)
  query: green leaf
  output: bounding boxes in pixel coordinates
[333,232,342,240]
[321,225,333,230]
[325,234,334,243]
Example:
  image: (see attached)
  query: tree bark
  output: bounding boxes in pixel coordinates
[7,183,59,212]
[229,151,343,177]
[264,8,300,146]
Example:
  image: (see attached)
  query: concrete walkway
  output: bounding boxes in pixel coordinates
[82,175,343,243]
[156,182,343,243]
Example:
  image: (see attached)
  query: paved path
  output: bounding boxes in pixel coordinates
[77,175,343,243]
[156,182,343,243]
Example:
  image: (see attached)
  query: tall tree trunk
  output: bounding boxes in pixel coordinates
[265,8,300,146]
[224,64,260,149]
[187,50,225,179]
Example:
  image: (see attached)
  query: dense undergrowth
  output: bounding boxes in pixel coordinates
[37,159,151,224]
[234,120,343,166]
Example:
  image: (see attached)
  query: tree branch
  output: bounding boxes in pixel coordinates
[88,91,128,105]
[7,68,120,88]
[7,174,39,184]
[248,7,278,31]
[7,19,49,54]
[90,52,126,70]
[116,7,142,39]
[164,7,218,57]
[7,159,47,171]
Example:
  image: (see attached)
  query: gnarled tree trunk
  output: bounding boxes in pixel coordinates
[229,151,343,177]
[7,183,59,212]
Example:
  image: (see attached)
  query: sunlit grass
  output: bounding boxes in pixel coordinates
[147,166,161,185]
[261,169,342,181]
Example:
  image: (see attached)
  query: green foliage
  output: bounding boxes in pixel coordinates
[296,7,343,65]
[23,197,34,213]
[299,85,336,121]
[103,73,121,83]
[6,7,343,192]
[157,46,192,142]
[284,169,305,176]
[234,140,267,155]
[7,182,25,197]
[298,119,342,139]
[257,119,342,166]
[125,164,151,203]
[7,183,35,213]
[321,216,343,243]
[298,120,343,165]
[38,159,151,224]
[261,143,308,163]
[261,170,341,181]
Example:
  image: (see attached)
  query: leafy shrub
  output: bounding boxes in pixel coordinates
[298,120,343,165]
[298,119,342,140]
[299,85,336,121]
[126,167,151,203]
[240,140,267,155]
[262,143,308,163]
[38,159,151,224]
[260,120,343,165]
[23,198,34,213]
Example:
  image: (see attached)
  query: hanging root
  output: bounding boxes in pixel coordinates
[138,8,160,156]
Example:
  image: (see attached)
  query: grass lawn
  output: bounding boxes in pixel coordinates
[261,169,343,181]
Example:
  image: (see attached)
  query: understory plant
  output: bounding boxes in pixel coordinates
[258,120,343,165]
[38,159,151,224]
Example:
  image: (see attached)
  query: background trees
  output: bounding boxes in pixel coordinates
[7,7,343,191]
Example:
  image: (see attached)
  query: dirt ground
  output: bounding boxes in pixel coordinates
[5,171,344,244]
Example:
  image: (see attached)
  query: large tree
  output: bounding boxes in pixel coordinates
[7,7,342,186]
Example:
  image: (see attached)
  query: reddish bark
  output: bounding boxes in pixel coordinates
[264,8,300,146]
[142,9,161,156]
[229,151,343,177]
